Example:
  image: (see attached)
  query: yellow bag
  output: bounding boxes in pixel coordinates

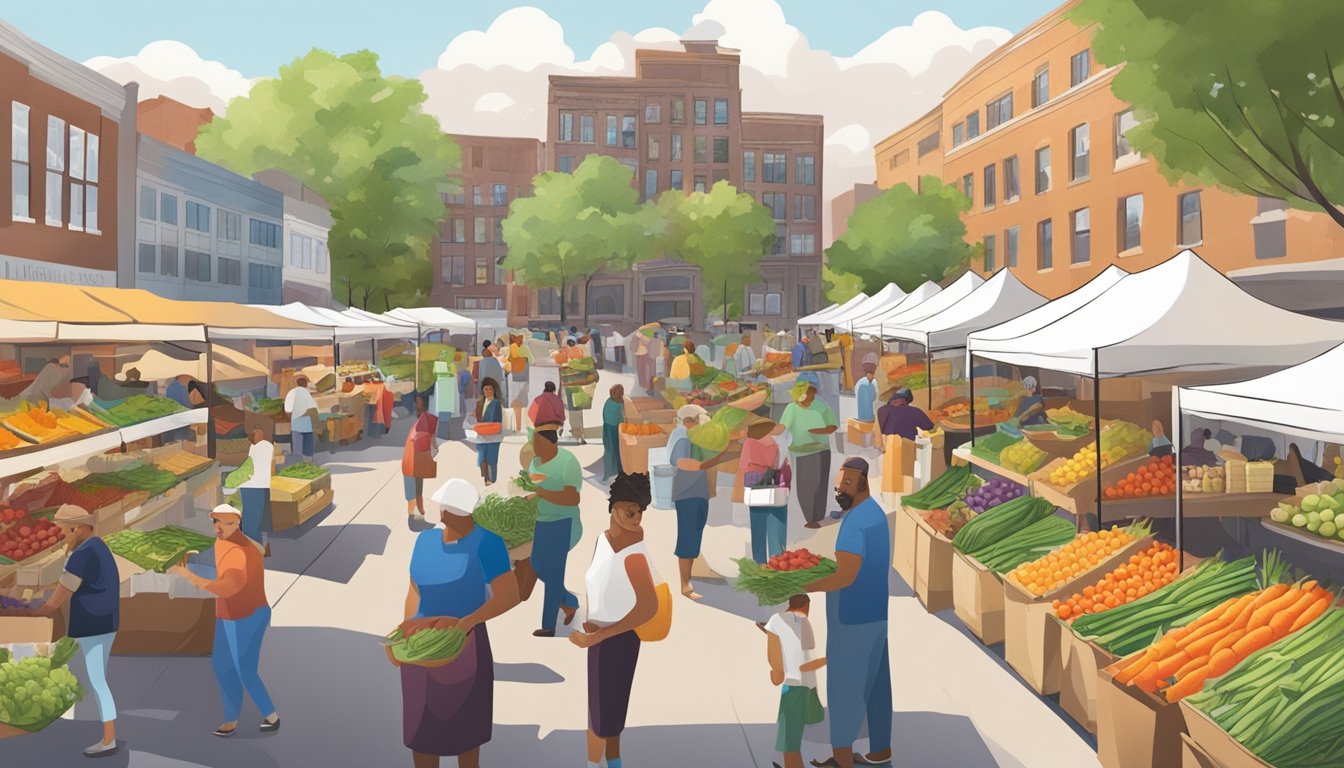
[636,582,673,642]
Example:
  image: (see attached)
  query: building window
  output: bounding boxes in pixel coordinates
[743,150,756,182]
[621,116,636,149]
[645,102,661,123]
[44,115,64,227]
[1119,194,1143,252]
[185,250,211,282]
[185,201,211,232]
[648,135,661,161]
[559,112,574,142]
[966,112,980,140]
[139,185,156,220]
[290,234,314,268]
[10,102,30,222]
[763,192,786,220]
[536,287,559,316]
[793,194,815,221]
[475,258,488,285]
[670,170,683,190]
[1034,146,1051,194]
[441,256,465,286]
[894,149,909,167]
[67,126,90,231]
[1070,124,1090,181]
[471,147,484,169]
[449,218,466,243]
[1005,225,1019,267]
[645,169,658,200]
[795,154,815,186]
[917,131,940,157]
[248,218,279,247]
[772,224,786,256]
[694,99,707,125]
[579,114,594,144]
[495,258,505,286]
[645,274,692,292]
[789,233,815,255]
[962,173,974,205]
[986,92,1012,131]
[1032,66,1049,108]
[472,185,482,206]
[713,98,729,125]
[219,210,241,241]
[798,284,814,317]
[474,216,487,244]
[1037,219,1053,270]
[983,164,997,207]
[763,153,787,184]
[1071,50,1091,87]
[952,122,964,148]
[983,234,996,271]
[1003,156,1020,201]
[694,175,706,193]
[558,156,574,173]
[492,217,504,244]
[671,99,685,125]
[605,115,617,146]
[1179,191,1203,246]
[218,256,241,286]
[160,244,178,277]
[749,287,782,316]
[587,284,625,316]
[1071,208,1090,264]
[709,136,727,164]
[491,184,508,207]
[316,241,328,274]
[670,133,683,162]
[693,136,707,164]
[137,243,156,274]
[248,263,279,290]
[158,193,178,225]
[1253,198,1287,260]
[1114,109,1139,164]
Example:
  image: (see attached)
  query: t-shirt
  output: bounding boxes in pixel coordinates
[732,345,756,376]
[209,532,269,621]
[165,379,191,408]
[668,426,709,500]
[241,440,274,489]
[855,378,878,422]
[284,386,318,433]
[529,448,583,549]
[410,526,510,619]
[585,534,655,626]
[779,400,837,456]
[876,402,934,441]
[833,496,891,625]
[61,537,120,638]
[766,611,817,688]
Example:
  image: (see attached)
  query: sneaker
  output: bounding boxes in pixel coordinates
[259,715,280,732]
[213,725,236,738]
[83,741,117,757]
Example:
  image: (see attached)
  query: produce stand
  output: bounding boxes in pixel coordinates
[893,502,919,588]
[950,445,1034,489]
[1096,648,1187,768]
[951,550,1004,644]
[1178,703,1269,768]
[912,515,953,612]
[1057,621,1117,733]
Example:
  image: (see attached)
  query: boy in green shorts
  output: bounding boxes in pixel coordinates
[758,594,827,768]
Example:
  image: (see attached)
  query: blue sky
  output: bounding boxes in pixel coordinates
[3,0,1061,76]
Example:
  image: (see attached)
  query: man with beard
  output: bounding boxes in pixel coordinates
[803,457,891,768]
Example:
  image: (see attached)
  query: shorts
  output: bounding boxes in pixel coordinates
[776,685,825,753]
[403,475,423,501]
[673,497,710,559]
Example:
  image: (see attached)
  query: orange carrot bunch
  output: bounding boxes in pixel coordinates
[1113,580,1335,702]
[1053,541,1179,620]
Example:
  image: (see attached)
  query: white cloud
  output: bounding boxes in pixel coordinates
[436,7,576,72]
[827,124,872,155]
[840,11,1011,76]
[84,40,255,114]
[474,92,517,112]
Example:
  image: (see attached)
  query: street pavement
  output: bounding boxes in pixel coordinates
[1,370,1101,767]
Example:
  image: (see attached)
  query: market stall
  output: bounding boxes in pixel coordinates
[796,291,868,328]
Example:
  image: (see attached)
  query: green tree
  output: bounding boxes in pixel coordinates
[501,156,660,325]
[822,264,864,305]
[1074,0,1344,228]
[195,49,460,309]
[825,177,976,294]
[656,181,774,321]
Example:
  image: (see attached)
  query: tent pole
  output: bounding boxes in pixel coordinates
[1092,351,1102,534]
[205,335,216,460]
[969,353,976,447]
[1173,385,1185,568]
[926,346,933,410]
[333,332,340,367]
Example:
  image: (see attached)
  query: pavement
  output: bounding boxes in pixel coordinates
[1,370,1101,767]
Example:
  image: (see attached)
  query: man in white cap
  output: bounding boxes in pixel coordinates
[171,504,279,737]
[13,504,121,756]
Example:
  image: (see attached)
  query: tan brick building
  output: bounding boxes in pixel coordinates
[873,1,1344,302]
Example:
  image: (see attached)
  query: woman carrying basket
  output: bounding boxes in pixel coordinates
[475,377,505,485]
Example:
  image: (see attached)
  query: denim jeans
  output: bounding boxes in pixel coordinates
[239,488,269,544]
[476,441,501,482]
[291,430,314,460]
[826,597,891,752]
[213,606,276,722]
[78,632,117,722]
[531,518,579,631]
[749,505,788,564]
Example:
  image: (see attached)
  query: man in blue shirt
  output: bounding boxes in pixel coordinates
[805,457,891,768]
[791,335,809,370]
[669,404,711,600]
[854,364,878,424]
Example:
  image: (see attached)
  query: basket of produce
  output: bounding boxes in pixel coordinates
[91,394,187,428]
[0,514,66,564]
[103,525,217,573]
[952,497,1076,575]
[619,423,665,437]
[969,431,1021,465]
[1050,540,1181,622]
[75,464,180,498]
[276,462,330,494]
[473,494,539,557]
[0,426,32,453]
[960,477,1027,515]
[734,549,836,606]
[0,638,84,739]
[999,438,1048,475]
[920,506,976,539]
[1008,521,1152,597]
[900,465,981,511]
[384,626,469,668]
[1102,455,1176,501]
[1,402,80,444]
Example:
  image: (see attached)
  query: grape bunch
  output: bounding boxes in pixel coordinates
[0,639,84,732]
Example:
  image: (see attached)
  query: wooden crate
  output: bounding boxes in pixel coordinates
[1180,702,1268,768]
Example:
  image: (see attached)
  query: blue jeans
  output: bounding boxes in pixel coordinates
[826,597,891,753]
[239,488,269,544]
[78,632,117,722]
[213,606,276,722]
[531,518,579,632]
[674,497,710,559]
[291,430,313,460]
[749,505,788,564]
[476,441,500,482]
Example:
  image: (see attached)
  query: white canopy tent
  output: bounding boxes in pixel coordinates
[380,307,477,337]
[798,292,868,326]
[824,283,907,328]
[253,302,418,342]
[868,269,1046,351]
[852,272,986,337]
[969,251,1344,378]
[843,281,942,333]
[1180,343,1344,444]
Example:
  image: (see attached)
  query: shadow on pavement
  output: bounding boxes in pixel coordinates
[262,523,391,585]
[495,661,566,685]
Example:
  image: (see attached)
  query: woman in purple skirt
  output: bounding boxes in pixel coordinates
[397,479,520,768]
[570,473,660,768]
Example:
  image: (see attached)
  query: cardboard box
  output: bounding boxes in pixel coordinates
[894,503,919,589]
[272,487,334,532]
[619,432,665,475]
[1003,535,1153,695]
[880,434,916,494]
[952,549,1004,644]
[1097,650,1187,768]
[1059,626,1117,733]
[1180,702,1267,768]
[846,418,875,449]
[0,611,65,643]
[112,593,215,656]
[912,514,954,612]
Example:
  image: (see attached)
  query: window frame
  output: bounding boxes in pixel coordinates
[1070,208,1091,265]
[1119,194,1143,252]
[11,101,32,223]
[1037,219,1053,270]
[983,164,997,208]
[1005,225,1020,268]
[1070,123,1091,181]
[984,234,996,271]
[713,98,729,125]
[1178,191,1203,246]
[694,99,707,125]
[1071,49,1091,88]
[1003,156,1020,201]
[1034,146,1051,194]
[1032,66,1049,108]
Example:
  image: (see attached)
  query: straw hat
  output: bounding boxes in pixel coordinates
[52,504,95,527]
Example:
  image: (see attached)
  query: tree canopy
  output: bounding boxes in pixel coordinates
[822,264,864,305]
[500,156,661,324]
[1075,0,1344,229]
[656,181,774,321]
[195,49,460,309]
[824,177,976,294]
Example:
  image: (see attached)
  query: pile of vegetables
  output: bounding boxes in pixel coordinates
[1186,607,1344,767]
[952,496,1074,574]
[104,525,217,573]
[1009,520,1151,596]
[970,432,1021,465]
[511,469,540,494]
[974,516,1076,574]
[735,550,836,606]
[687,407,754,453]
[96,394,187,427]
[921,506,977,539]
[951,495,1055,554]
[1071,554,1261,657]
[960,477,1025,515]
[0,640,84,733]
[473,494,538,550]
[902,466,981,511]
[223,457,254,490]
[277,463,328,481]
[1052,540,1180,620]
[76,463,180,497]
[385,626,468,666]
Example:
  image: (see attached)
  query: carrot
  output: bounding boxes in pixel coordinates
[1185,626,1233,658]
[1288,595,1332,634]
[1230,626,1275,658]
[1185,595,1239,631]
[1207,647,1239,678]
[1269,589,1320,638]
[1175,654,1209,680]
[1211,630,1246,656]
[1299,579,1318,593]
[1114,649,1158,685]
[1154,650,1192,679]
[1177,615,1234,653]
[1134,660,1164,692]
[1165,667,1211,702]
[1248,586,1304,630]
[1226,590,1268,631]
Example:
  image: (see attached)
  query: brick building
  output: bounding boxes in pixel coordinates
[873,1,1344,302]
[137,95,213,155]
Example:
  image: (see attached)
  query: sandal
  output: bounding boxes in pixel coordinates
[213,725,237,738]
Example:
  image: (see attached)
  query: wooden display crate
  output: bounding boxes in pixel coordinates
[1180,702,1268,768]
[912,514,953,612]
[1096,650,1187,768]
[1180,734,1223,768]
[952,549,1004,644]
[272,487,334,532]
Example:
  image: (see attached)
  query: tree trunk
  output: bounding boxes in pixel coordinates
[558,276,567,325]
[723,278,728,325]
